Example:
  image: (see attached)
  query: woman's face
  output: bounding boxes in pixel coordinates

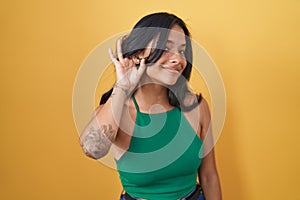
[142,24,187,86]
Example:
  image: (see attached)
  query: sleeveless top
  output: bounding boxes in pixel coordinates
[116,95,203,200]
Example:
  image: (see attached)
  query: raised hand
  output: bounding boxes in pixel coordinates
[108,38,147,95]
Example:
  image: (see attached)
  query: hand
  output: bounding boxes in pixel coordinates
[108,38,146,94]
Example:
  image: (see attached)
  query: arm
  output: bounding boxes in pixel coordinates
[79,38,146,159]
[198,98,222,199]
[79,88,127,159]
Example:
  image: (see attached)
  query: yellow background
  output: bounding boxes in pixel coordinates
[1,0,299,199]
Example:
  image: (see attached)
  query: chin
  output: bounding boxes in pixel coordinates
[162,78,179,86]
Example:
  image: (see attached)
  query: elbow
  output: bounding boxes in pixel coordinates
[86,150,109,160]
[79,137,110,160]
[81,143,110,159]
[200,171,219,184]
[199,167,221,187]
[79,125,114,159]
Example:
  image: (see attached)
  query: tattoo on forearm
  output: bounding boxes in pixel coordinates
[81,124,115,159]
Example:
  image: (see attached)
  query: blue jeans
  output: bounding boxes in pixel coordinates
[120,185,205,200]
[120,195,205,200]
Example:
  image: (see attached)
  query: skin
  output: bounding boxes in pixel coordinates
[80,24,222,199]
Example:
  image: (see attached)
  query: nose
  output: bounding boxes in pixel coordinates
[168,52,180,64]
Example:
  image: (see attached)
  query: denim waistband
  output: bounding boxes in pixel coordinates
[120,184,205,200]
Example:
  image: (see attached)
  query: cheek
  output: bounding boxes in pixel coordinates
[156,56,168,65]
[182,59,187,70]
[145,64,160,75]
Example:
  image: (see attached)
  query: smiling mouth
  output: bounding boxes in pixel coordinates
[161,66,181,73]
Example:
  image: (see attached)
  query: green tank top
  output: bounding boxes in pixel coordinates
[116,95,203,200]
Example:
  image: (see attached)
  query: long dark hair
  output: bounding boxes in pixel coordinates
[100,12,201,111]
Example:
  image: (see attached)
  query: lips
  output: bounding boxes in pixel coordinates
[161,65,181,73]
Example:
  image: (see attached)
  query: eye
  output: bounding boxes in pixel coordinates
[179,50,185,55]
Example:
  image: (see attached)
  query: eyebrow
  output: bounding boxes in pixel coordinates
[167,40,186,47]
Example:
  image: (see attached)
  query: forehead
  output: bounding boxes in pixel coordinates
[167,24,186,43]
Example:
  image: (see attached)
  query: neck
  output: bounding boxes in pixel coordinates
[135,83,171,112]
[135,83,169,106]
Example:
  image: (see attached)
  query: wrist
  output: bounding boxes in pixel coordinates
[113,82,130,95]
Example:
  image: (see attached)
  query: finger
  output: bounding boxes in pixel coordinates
[108,48,117,63]
[136,58,147,79]
[117,39,125,65]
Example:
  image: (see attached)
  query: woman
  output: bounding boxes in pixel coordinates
[80,12,222,200]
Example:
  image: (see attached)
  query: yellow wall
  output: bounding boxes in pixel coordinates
[1,0,299,199]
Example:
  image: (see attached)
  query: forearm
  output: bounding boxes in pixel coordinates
[80,123,115,159]
[80,86,128,159]
[80,38,147,159]
[200,173,222,200]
